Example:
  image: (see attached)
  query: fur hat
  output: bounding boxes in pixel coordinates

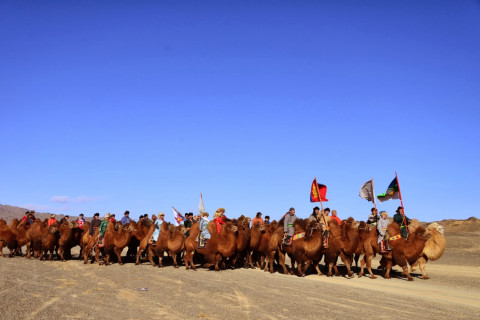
[94,213,100,217]
[396,206,403,213]
[202,212,209,217]
[158,212,165,217]
[379,211,388,217]
[214,208,225,218]
[104,213,111,219]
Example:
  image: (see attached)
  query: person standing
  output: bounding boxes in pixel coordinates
[89,213,101,235]
[283,207,297,245]
[121,211,131,225]
[251,212,264,227]
[393,206,411,239]
[367,208,379,227]
[76,214,85,229]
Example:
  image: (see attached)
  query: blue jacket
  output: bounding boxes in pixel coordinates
[199,218,211,239]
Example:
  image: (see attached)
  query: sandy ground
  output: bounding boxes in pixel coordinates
[1,232,479,320]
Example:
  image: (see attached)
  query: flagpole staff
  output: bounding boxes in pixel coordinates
[395,171,408,236]
[314,177,329,232]
[372,178,377,210]
[315,177,324,211]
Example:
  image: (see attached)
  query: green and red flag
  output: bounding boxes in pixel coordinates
[310,178,328,202]
[377,177,400,203]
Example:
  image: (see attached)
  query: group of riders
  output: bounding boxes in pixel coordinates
[19,204,411,254]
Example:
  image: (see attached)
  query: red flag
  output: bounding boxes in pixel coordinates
[310,178,328,202]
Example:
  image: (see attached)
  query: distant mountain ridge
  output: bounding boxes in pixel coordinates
[0,204,80,222]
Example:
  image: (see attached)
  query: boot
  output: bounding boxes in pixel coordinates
[323,231,329,248]
[380,240,387,253]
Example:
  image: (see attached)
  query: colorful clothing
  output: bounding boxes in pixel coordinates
[251,217,264,227]
[331,215,342,225]
[199,217,211,239]
[214,216,225,234]
[76,218,85,229]
[393,213,411,239]
[47,218,57,227]
[99,220,109,237]
[152,219,163,241]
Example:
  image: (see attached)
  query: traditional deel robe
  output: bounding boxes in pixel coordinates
[377,217,389,244]
[199,217,211,239]
[284,214,297,237]
[152,219,163,241]
[99,220,109,237]
[214,216,225,234]
[184,219,192,238]
[393,213,411,239]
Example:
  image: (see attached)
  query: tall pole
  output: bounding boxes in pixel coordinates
[372,178,377,210]
[395,171,408,236]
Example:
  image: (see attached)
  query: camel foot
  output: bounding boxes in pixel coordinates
[407,276,414,281]
[422,275,430,280]
[371,275,377,279]
[327,272,332,277]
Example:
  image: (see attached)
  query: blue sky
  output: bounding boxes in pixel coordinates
[1,1,479,222]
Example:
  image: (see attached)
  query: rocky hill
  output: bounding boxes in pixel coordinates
[0,204,74,221]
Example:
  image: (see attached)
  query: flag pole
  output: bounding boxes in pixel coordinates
[315,176,328,231]
[314,177,324,211]
[371,178,377,210]
[395,171,408,236]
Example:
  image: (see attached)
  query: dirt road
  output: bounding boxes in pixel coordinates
[1,249,479,320]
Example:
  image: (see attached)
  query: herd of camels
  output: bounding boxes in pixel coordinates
[0,213,446,281]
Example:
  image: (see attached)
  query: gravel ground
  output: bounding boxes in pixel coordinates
[0,232,479,320]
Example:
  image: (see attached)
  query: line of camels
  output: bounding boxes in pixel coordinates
[0,213,446,281]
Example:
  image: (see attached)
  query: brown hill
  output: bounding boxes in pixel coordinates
[0,204,80,222]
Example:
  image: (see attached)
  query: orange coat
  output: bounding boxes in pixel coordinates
[251,217,264,227]
[331,215,342,225]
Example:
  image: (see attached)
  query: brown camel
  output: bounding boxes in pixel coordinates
[57,221,82,261]
[148,222,186,268]
[95,221,135,266]
[356,223,382,279]
[379,222,430,281]
[41,223,59,261]
[126,219,152,263]
[135,221,156,265]
[409,222,446,279]
[0,219,19,257]
[248,221,266,268]
[232,216,251,268]
[184,220,238,271]
[291,219,325,277]
[266,217,308,275]
[25,220,51,259]
[324,217,359,278]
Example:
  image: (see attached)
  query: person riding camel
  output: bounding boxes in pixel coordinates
[393,206,411,239]
[308,206,320,222]
[89,213,101,235]
[184,213,194,238]
[121,210,131,225]
[152,212,165,246]
[251,212,264,227]
[320,208,330,248]
[198,212,211,248]
[213,208,226,234]
[283,207,297,245]
[330,210,341,225]
[98,213,110,245]
[367,207,379,227]
[377,211,391,253]
[76,214,85,229]
[48,214,57,227]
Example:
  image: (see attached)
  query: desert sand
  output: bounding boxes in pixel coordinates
[0,228,479,320]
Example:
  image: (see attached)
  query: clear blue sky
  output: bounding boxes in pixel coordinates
[1,1,479,222]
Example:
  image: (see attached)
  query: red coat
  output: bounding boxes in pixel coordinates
[214,216,226,234]
[331,215,342,225]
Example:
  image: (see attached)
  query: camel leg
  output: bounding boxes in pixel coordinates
[327,262,334,277]
[58,247,65,261]
[26,242,32,259]
[340,252,354,278]
[277,251,289,275]
[169,251,179,268]
[0,243,5,258]
[419,259,429,279]
[115,248,123,265]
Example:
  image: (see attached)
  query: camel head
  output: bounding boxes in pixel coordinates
[427,222,444,235]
